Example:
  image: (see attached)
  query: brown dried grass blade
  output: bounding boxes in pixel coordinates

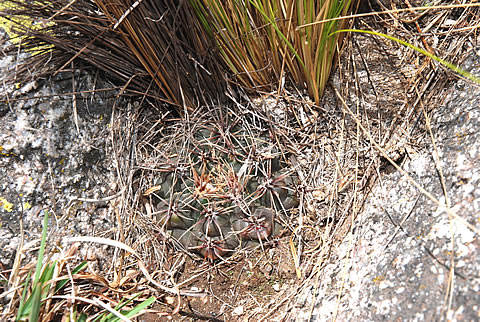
[3,0,226,112]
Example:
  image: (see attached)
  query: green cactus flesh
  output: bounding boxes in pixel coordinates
[152,125,298,261]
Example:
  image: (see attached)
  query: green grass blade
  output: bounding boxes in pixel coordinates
[95,293,155,322]
[33,211,49,284]
[121,296,156,319]
[16,211,50,321]
[98,296,129,322]
[334,29,480,85]
[38,262,56,296]
[248,0,307,76]
[55,260,88,293]
[28,283,41,322]
[15,270,32,321]
[17,262,56,320]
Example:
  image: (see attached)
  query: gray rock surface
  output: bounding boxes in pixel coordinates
[294,51,480,321]
[0,29,117,268]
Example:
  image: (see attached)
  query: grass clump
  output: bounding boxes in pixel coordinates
[1,0,356,109]
[190,0,355,103]
[3,211,157,321]
[1,0,225,111]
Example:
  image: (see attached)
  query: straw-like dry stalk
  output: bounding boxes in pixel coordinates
[190,0,356,103]
[1,0,227,111]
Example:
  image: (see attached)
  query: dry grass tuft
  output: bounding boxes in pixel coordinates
[1,0,357,109]
[190,0,356,104]
[1,0,226,111]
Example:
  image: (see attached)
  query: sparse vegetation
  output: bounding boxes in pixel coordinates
[1,0,479,320]
[0,0,355,110]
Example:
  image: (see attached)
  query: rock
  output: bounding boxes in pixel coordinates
[293,48,480,321]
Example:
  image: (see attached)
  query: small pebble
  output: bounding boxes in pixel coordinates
[232,305,244,315]
[272,283,281,292]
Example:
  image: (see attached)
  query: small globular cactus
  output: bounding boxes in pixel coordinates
[147,124,298,261]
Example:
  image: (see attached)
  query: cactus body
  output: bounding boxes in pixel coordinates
[150,124,298,260]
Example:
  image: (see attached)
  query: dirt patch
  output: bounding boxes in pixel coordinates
[173,241,297,321]
[136,238,298,321]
